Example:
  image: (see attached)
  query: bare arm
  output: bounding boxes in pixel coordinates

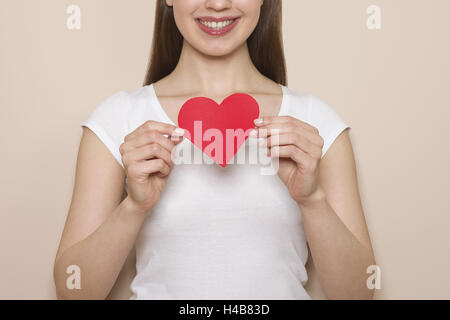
[53,128,147,299]
[299,130,376,299]
[54,120,183,299]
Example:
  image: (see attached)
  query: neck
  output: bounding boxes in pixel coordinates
[167,40,264,96]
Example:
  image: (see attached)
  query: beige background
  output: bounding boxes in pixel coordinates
[1,0,449,299]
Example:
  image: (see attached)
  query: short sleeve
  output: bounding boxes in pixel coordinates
[308,95,351,158]
[81,91,130,168]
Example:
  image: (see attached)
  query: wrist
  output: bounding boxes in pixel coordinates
[296,186,327,210]
[110,196,148,234]
[122,196,151,217]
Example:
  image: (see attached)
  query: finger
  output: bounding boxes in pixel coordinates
[120,130,179,155]
[254,115,319,133]
[123,143,174,168]
[124,120,181,143]
[170,134,186,145]
[269,145,315,170]
[253,123,321,143]
[262,132,323,157]
[138,158,171,177]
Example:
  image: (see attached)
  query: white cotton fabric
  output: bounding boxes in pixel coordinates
[81,84,350,300]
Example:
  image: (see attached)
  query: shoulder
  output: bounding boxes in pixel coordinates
[81,86,158,167]
[85,85,163,131]
[91,86,152,117]
[283,86,351,158]
[281,86,310,120]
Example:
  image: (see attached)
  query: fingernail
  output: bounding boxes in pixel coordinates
[173,128,185,136]
[254,118,263,125]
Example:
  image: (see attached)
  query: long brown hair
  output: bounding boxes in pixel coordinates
[144,0,286,86]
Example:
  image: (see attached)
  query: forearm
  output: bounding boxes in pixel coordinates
[54,196,147,299]
[298,188,376,300]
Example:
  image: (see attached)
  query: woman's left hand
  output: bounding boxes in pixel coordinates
[252,116,325,206]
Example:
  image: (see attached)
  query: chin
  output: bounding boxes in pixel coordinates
[196,40,243,57]
[201,48,234,57]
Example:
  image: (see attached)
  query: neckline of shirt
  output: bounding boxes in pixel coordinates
[147,83,289,128]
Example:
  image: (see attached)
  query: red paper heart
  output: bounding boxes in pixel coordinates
[178,93,260,168]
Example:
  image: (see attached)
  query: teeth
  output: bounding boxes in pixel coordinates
[199,19,235,29]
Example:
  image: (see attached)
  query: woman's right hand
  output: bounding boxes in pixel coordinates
[119,120,185,214]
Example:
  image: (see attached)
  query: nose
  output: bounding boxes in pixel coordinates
[204,0,232,11]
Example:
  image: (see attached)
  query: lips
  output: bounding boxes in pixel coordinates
[196,16,241,36]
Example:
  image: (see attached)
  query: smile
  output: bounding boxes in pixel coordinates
[196,17,241,36]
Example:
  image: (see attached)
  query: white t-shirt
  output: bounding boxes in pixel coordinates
[81,83,350,300]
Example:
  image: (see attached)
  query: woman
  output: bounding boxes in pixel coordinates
[54,0,376,300]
